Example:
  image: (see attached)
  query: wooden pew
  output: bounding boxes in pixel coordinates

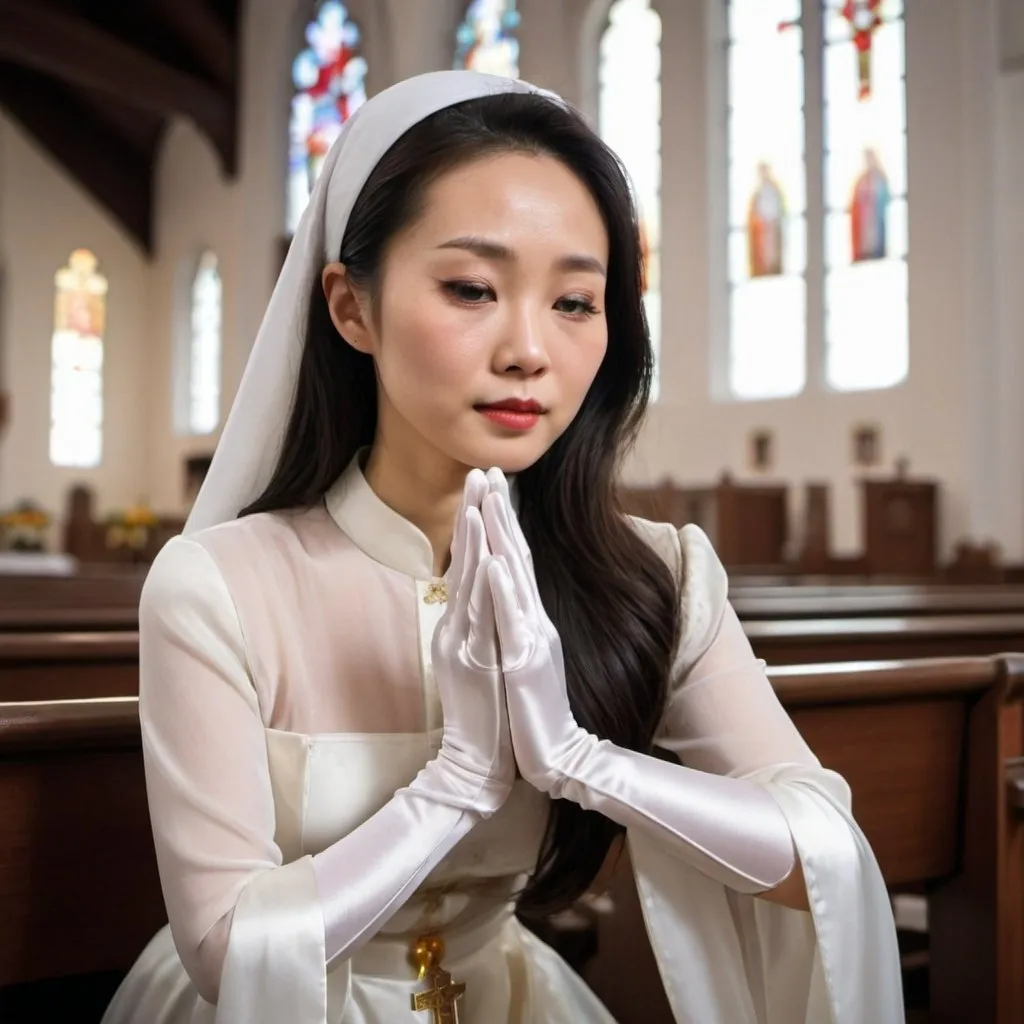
[3,657,1021,1022]
[7,613,1024,702]
[0,698,164,1021]
[0,633,138,701]
[583,655,1024,1024]
[0,568,144,633]
[747,614,1024,664]
[731,585,1024,620]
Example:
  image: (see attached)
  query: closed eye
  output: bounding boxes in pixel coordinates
[442,280,494,304]
[555,295,601,319]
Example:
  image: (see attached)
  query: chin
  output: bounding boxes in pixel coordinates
[455,436,552,476]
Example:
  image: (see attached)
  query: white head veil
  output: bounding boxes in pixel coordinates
[186,70,560,535]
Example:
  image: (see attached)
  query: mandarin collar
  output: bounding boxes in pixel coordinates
[324,452,521,583]
[325,454,437,581]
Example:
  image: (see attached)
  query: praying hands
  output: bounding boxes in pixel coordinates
[450,468,805,906]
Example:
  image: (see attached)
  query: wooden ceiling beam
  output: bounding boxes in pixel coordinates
[0,68,153,254]
[0,0,236,173]
[147,0,236,92]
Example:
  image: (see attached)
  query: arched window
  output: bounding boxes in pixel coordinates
[454,0,520,78]
[187,251,223,435]
[823,0,907,391]
[725,0,908,399]
[50,249,106,468]
[598,0,662,395]
[288,1,368,234]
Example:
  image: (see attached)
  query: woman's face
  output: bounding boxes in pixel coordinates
[335,151,610,478]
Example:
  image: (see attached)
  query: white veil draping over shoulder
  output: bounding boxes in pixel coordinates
[185,71,558,535]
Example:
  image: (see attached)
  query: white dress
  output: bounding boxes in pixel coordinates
[102,457,904,1024]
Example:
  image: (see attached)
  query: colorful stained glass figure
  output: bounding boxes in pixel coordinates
[836,0,884,100]
[747,161,786,277]
[288,1,368,234]
[599,0,662,394]
[850,147,890,261]
[50,249,106,468]
[189,251,222,435]
[453,0,520,78]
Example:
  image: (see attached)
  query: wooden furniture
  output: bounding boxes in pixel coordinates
[7,607,1024,702]
[861,474,939,577]
[62,485,183,566]
[730,584,1024,620]
[621,474,788,569]
[746,613,1024,665]
[0,568,145,632]
[797,481,832,573]
[583,655,1024,1024]
[0,698,165,1016]
[0,633,138,701]
[3,657,1022,1023]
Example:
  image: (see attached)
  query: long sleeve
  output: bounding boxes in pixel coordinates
[627,522,904,1024]
[138,537,480,1022]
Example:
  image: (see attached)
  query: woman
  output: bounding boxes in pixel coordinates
[103,70,902,1024]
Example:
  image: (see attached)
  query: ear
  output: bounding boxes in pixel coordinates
[322,262,374,355]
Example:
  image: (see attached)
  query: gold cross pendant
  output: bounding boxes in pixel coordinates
[411,964,466,1023]
[410,934,465,1023]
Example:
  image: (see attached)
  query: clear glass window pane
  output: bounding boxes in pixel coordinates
[189,251,223,436]
[730,271,807,399]
[599,0,662,396]
[453,0,520,78]
[825,259,908,389]
[727,1,807,399]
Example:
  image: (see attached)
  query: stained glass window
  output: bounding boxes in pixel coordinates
[454,0,520,78]
[823,0,907,391]
[188,251,222,435]
[727,0,807,400]
[288,1,368,234]
[725,0,907,400]
[50,249,105,468]
[599,0,662,395]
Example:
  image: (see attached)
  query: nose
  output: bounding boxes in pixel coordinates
[493,303,550,378]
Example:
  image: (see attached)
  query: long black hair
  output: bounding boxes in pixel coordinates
[242,92,680,913]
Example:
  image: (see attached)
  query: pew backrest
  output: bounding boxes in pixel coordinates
[0,697,164,988]
[0,632,139,701]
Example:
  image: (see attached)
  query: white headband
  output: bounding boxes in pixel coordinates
[185,70,559,534]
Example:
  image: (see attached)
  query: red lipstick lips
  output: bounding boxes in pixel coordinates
[476,398,544,431]
[479,398,544,413]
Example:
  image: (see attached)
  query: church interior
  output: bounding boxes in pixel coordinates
[1,0,1023,1020]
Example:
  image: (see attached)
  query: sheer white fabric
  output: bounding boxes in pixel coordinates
[633,522,903,1022]
[103,458,902,1024]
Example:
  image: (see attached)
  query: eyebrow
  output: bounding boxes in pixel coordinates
[436,235,606,277]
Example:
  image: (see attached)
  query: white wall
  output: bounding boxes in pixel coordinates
[0,114,149,526]
[1,0,1021,560]
[144,119,240,511]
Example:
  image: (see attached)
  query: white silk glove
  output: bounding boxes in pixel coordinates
[480,471,797,896]
[314,470,514,966]
[430,469,517,815]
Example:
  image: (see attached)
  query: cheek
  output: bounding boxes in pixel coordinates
[375,293,479,409]
[556,326,608,411]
